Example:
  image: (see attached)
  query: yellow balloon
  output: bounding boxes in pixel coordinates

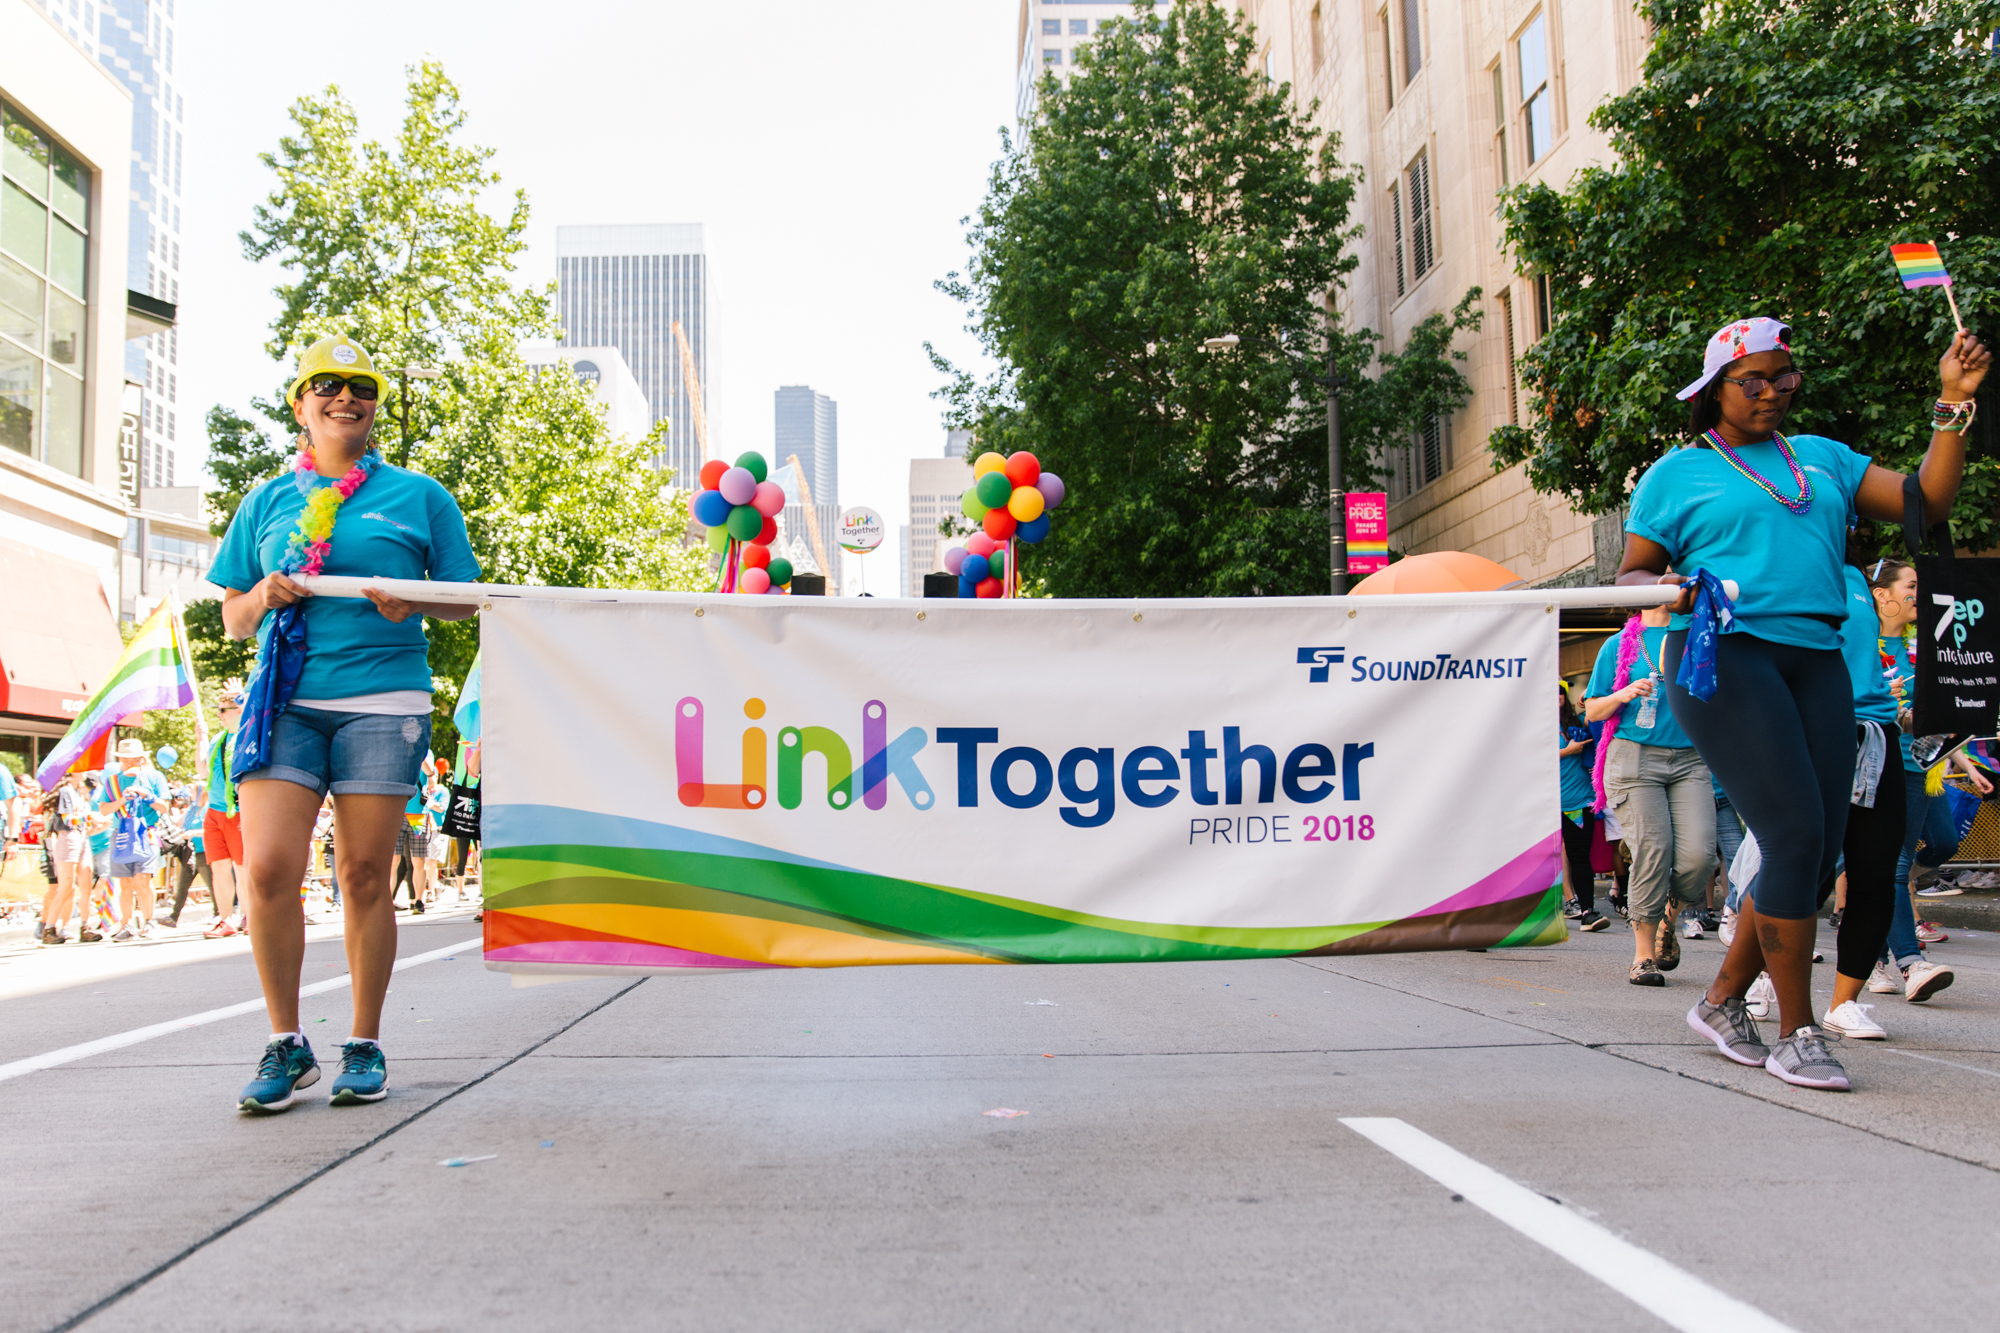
[971,452,1008,478]
[1007,484,1045,522]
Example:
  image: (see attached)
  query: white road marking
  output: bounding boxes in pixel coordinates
[0,938,480,1085]
[1342,1118,1795,1333]
[1878,1047,2000,1080]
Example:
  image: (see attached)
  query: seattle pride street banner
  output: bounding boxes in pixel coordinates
[479,593,1566,977]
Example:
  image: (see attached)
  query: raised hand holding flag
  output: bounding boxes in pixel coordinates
[1891,242,1964,333]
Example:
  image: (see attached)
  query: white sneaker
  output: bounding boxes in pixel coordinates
[1718,909,1736,946]
[1915,883,1963,897]
[1867,962,1904,994]
[1745,973,1777,1020]
[1903,958,1955,1003]
[1823,1000,1887,1039]
[1682,917,1704,939]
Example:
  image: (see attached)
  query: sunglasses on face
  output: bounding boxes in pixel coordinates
[1720,370,1803,398]
[306,373,380,401]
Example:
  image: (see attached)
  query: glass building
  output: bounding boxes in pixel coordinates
[555,224,708,487]
[773,384,837,512]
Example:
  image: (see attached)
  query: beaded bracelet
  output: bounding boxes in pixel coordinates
[1933,397,1978,434]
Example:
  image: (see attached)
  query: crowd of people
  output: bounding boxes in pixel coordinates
[1557,314,1991,1093]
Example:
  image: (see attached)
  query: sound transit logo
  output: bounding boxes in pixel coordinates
[1296,647,1345,682]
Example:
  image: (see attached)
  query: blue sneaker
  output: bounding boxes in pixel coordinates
[329,1041,389,1105]
[238,1037,319,1113]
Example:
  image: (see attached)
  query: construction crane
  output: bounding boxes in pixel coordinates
[786,454,835,580]
[672,320,712,463]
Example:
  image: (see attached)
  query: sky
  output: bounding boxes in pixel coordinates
[176,0,1022,592]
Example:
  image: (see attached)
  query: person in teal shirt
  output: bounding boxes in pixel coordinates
[1617,315,1989,1091]
[96,739,169,941]
[209,334,481,1114]
[1558,685,1609,932]
[1584,608,1715,985]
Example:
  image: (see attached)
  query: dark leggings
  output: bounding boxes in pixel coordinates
[1836,763,1905,981]
[1561,810,1596,916]
[1663,631,1852,922]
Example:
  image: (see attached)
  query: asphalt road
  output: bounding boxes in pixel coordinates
[3,907,1997,1332]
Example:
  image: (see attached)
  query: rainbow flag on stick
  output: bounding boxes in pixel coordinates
[1890,242,1964,331]
[35,599,195,787]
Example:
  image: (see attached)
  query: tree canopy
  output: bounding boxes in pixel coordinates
[200,61,707,749]
[932,0,1478,597]
[1491,0,2000,550]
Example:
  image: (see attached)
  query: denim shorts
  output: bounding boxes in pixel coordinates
[109,852,160,878]
[240,706,433,799]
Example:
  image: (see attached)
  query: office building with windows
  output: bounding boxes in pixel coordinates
[773,385,837,512]
[1014,1,1130,122]
[555,224,709,487]
[522,343,652,444]
[1,0,142,772]
[905,446,974,599]
[1226,0,1647,591]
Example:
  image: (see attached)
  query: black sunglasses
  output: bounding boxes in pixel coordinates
[307,373,380,401]
[1719,370,1802,397]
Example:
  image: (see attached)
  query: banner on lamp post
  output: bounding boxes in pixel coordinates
[477,594,1563,977]
[1346,492,1389,576]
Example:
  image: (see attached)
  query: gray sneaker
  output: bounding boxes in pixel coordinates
[1687,997,1769,1067]
[1765,1025,1850,1091]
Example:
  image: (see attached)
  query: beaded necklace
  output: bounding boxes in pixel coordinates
[1700,428,1813,515]
[284,444,380,576]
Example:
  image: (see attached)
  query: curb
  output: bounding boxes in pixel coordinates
[1909,892,2000,932]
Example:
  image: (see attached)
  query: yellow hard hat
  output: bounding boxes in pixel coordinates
[286,335,384,403]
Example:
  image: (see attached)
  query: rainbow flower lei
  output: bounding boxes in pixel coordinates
[284,446,380,576]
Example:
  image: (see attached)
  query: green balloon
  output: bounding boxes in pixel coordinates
[726,504,763,540]
[961,486,989,519]
[734,451,769,484]
[766,557,794,587]
[706,524,729,553]
[975,470,1013,509]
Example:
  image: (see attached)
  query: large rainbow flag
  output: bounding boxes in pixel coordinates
[36,600,195,787]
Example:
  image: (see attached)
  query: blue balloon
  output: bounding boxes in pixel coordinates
[1016,514,1050,544]
[156,745,178,769]
[691,488,733,528]
[961,553,990,584]
[959,576,978,598]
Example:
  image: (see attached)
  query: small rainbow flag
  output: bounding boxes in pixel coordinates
[35,600,194,788]
[1891,242,1952,289]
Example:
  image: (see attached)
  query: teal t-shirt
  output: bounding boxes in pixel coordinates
[1837,566,1902,735]
[1880,628,1921,772]
[1625,433,1873,650]
[1585,628,1694,749]
[95,767,167,855]
[1559,730,1595,811]
[208,461,480,700]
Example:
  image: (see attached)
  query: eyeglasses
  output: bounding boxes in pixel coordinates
[306,373,380,401]
[1719,370,1802,398]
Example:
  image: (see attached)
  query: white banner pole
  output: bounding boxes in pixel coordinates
[297,574,1730,611]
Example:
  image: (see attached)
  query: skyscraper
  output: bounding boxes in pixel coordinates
[554,224,708,486]
[82,0,184,488]
[906,443,973,599]
[1015,1,1127,123]
[773,385,836,510]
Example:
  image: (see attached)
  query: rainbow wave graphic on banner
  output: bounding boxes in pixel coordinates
[36,601,194,788]
[481,806,1565,972]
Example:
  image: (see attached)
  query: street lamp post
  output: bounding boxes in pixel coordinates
[385,364,443,467]
[1201,333,1348,595]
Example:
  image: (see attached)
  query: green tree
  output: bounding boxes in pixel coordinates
[1490,0,2000,550]
[198,60,709,751]
[931,0,1479,597]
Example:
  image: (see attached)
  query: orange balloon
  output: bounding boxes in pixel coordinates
[698,459,728,491]
[741,544,771,569]
[1006,485,1044,522]
[982,508,1018,540]
[1004,451,1041,488]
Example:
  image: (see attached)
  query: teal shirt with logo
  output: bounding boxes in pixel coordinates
[1585,628,1694,749]
[208,461,480,700]
[1625,433,1873,650]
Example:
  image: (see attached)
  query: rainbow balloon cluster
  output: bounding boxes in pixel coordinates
[690,452,794,594]
[943,451,1065,598]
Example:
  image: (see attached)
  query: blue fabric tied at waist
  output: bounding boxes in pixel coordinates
[233,603,307,777]
[1673,569,1736,703]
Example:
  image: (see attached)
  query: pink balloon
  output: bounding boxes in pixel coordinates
[1035,473,1065,509]
[739,566,772,594]
[718,466,757,506]
[965,532,998,557]
[751,480,785,518]
[943,546,968,575]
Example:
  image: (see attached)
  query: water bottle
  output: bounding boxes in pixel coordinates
[1635,677,1659,729]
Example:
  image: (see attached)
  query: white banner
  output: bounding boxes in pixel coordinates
[480,593,1564,973]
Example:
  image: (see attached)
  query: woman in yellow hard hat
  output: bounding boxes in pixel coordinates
[209,334,481,1113]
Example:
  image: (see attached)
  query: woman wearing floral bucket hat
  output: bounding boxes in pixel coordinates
[1619,317,1989,1091]
[209,334,480,1113]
